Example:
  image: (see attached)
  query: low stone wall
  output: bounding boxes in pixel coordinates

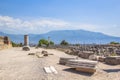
[0,36,12,50]
[105,56,120,65]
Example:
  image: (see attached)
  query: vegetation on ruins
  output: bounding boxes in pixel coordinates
[110,41,119,45]
[110,53,117,56]
[60,40,69,45]
[38,39,54,47]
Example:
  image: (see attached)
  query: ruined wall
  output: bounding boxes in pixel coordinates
[0,36,12,50]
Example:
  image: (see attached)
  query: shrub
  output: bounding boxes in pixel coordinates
[110,41,119,45]
[11,41,22,47]
[38,39,54,47]
[60,40,69,45]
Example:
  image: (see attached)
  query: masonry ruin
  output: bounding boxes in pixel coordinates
[0,36,12,50]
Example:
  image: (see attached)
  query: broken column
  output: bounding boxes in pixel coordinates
[22,35,30,51]
[24,35,29,46]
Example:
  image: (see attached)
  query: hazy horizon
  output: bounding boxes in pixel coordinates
[0,29,120,39]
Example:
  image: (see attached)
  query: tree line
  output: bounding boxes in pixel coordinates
[11,39,69,47]
[11,38,120,47]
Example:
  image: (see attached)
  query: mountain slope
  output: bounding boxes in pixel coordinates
[0,30,120,44]
[42,30,120,44]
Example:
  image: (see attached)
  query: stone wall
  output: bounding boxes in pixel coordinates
[0,36,12,50]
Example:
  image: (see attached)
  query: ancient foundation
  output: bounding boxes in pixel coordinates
[0,36,12,50]
[105,56,120,65]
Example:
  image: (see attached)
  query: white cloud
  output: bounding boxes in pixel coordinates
[0,16,70,34]
[0,15,120,37]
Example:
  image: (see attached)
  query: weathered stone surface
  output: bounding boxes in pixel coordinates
[78,51,94,59]
[43,53,48,56]
[28,53,35,55]
[53,44,120,57]
[98,56,106,62]
[59,57,76,65]
[76,67,96,73]
[89,55,98,61]
[116,50,120,55]
[41,50,49,56]
[22,46,30,51]
[41,50,48,54]
[105,56,120,65]
[66,59,98,73]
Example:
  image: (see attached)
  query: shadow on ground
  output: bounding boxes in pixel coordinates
[63,68,94,76]
[103,69,120,73]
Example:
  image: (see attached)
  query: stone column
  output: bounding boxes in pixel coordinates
[23,35,30,51]
[24,35,29,46]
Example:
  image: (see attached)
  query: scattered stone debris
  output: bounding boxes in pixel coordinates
[66,59,98,73]
[78,51,94,59]
[43,53,48,56]
[36,52,44,58]
[42,50,48,54]
[41,50,48,56]
[28,50,53,58]
[43,66,58,74]
[36,54,44,58]
[59,56,98,73]
[28,53,35,55]
[116,50,120,55]
[44,67,52,73]
[54,44,120,57]
[89,55,98,61]
[98,56,106,62]
[22,46,30,51]
[59,57,77,65]
[105,56,120,65]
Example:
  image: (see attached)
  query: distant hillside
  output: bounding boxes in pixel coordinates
[0,30,120,44]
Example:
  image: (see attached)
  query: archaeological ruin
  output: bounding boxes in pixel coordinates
[22,35,30,51]
[0,36,12,50]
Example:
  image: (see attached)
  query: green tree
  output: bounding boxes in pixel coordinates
[11,41,17,47]
[110,41,119,45]
[11,41,22,47]
[60,40,69,45]
[38,39,54,47]
[49,41,54,45]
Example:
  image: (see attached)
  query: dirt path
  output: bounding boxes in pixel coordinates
[0,48,46,80]
[0,47,120,80]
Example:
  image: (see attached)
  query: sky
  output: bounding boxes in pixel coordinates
[0,0,120,36]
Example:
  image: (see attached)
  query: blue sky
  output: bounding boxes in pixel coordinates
[0,0,120,36]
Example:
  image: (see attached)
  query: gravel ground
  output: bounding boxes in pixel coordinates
[0,47,119,80]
